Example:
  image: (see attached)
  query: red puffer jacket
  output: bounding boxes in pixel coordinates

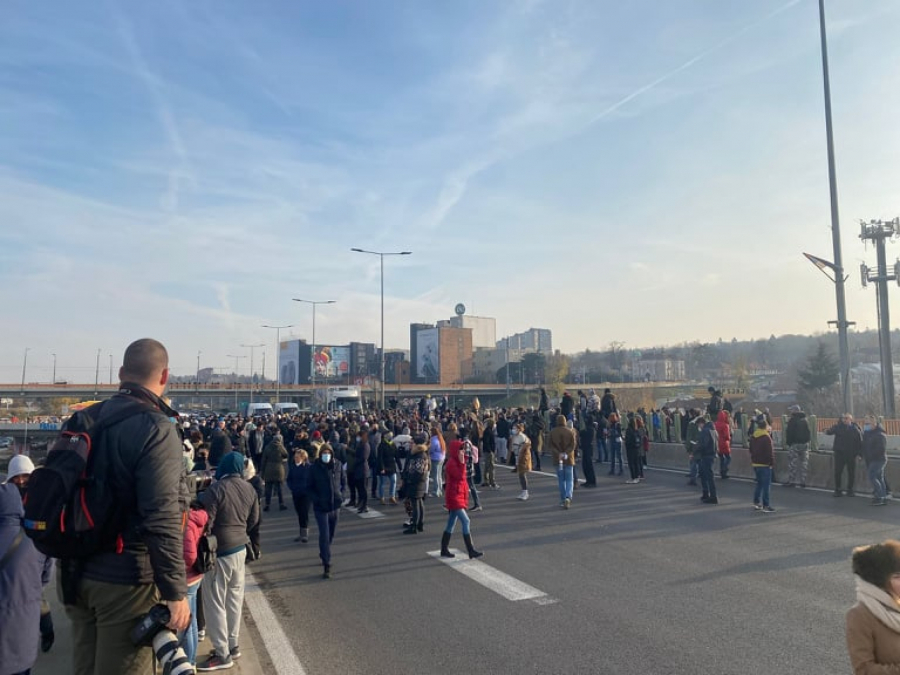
[444,442,470,511]
[184,507,209,586]
[715,411,732,456]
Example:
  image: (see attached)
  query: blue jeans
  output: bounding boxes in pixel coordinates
[688,456,699,479]
[753,466,772,507]
[719,454,731,477]
[868,460,887,499]
[557,464,574,501]
[445,508,471,535]
[608,439,623,473]
[178,581,201,665]
[314,509,338,566]
[378,473,397,499]
[699,456,717,499]
[597,437,608,462]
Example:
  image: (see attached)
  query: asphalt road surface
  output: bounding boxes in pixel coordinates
[247,462,891,675]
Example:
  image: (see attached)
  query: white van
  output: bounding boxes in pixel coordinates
[244,402,274,417]
[274,402,299,415]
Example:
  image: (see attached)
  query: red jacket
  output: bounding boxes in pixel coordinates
[184,507,209,586]
[714,411,732,456]
[444,442,470,511]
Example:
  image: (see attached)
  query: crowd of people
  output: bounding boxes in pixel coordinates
[2,343,899,674]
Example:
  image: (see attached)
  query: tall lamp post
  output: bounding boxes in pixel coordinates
[262,324,295,404]
[94,348,102,396]
[21,348,30,394]
[225,354,247,412]
[51,353,57,386]
[350,248,412,410]
[293,299,335,411]
[241,343,265,403]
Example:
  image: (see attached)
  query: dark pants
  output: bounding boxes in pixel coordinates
[473,461,482,485]
[597,437,608,462]
[411,497,424,529]
[699,456,717,499]
[834,451,857,493]
[371,471,378,498]
[582,451,596,485]
[293,493,310,529]
[355,476,368,510]
[264,480,285,507]
[626,446,642,480]
[314,509,338,567]
[467,476,481,508]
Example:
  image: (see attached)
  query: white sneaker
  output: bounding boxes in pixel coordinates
[625,479,639,484]
[517,490,529,501]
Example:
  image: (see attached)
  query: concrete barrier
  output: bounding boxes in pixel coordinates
[647,442,894,494]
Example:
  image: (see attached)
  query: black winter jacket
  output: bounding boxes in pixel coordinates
[308,458,345,512]
[785,413,811,445]
[80,385,189,602]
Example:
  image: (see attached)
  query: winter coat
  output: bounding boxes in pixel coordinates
[444,445,470,511]
[208,428,232,467]
[353,441,371,480]
[624,424,640,451]
[785,412,811,446]
[748,429,775,467]
[377,440,397,475]
[261,438,288,483]
[862,426,887,465]
[0,484,53,675]
[846,598,900,674]
[560,393,574,417]
[482,429,496,455]
[600,393,617,418]
[549,415,577,466]
[401,444,430,499]
[286,461,312,497]
[513,432,532,474]
[714,411,732,456]
[308,456,345,513]
[428,435,445,463]
[199,453,261,557]
[697,423,718,458]
[827,422,863,457]
[183,507,209,586]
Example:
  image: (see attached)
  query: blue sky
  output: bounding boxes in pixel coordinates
[2,0,899,380]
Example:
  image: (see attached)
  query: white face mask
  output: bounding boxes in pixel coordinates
[321,453,332,464]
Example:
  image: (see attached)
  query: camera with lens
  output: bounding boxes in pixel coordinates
[131,604,194,675]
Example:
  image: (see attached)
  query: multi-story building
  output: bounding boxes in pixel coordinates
[498,328,552,354]
[631,359,686,382]
[410,323,473,385]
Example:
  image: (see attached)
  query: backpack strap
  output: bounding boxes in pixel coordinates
[0,528,25,571]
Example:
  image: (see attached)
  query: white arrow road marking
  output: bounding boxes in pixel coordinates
[428,550,558,605]
[244,569,309,675]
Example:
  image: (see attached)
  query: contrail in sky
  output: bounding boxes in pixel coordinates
[584,0,804,127]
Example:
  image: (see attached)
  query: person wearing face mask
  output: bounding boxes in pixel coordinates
[287,449,313,542]
[307,444,345,579]
[862,416,888,506]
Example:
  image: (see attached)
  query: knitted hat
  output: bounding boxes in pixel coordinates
[7,454,35,480]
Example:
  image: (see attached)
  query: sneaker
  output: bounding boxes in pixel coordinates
[279,504,288,511]
[516,491,529,501]
[471,505,483,512]
[753,503,762,511]
[197,653,234,671]
[625,479,639,484]
[229,646,241,660]
[762,506,776,513]
[197,629,206,640]
[564,498,571,510]
[293,536,302,542]
[357,507,369,514]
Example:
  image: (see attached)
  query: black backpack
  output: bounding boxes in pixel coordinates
[22,401,147,559]
[193,531,217,574]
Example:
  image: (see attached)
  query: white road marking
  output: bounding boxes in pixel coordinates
[341,504,385,519]
[244,568,308,675]
[428,549,558,605]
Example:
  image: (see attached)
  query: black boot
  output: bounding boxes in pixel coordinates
[440,531,455,558]
[463,533,483,559]
[323,564,331,579]
[403,524,418,534]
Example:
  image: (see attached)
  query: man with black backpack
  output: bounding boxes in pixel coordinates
[26,338,190,675]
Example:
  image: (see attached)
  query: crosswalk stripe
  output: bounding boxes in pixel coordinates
[428,550,557,604]
[341,504,385,518]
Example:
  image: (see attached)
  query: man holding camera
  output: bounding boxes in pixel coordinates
[63,338,190,675]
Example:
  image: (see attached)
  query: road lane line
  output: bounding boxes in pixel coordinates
[244,569,308,675]
[428,550,558,605]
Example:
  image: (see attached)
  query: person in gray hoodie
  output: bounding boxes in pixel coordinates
[197,452,261,672]
[0,482,54,675]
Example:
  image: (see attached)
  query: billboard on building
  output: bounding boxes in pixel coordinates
[313,346,351,380]
[416,328,440,381]
[279,340,301,385]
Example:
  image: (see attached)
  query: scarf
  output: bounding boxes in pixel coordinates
[856,576,900,634]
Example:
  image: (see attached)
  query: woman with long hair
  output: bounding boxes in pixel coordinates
[428,425,447,498]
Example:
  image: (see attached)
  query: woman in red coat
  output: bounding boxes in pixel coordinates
[440,427,484,560]
[715,410,733,479]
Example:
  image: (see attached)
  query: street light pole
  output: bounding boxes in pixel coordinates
[20,348,30,394]
[51,353,57,385]
[351,248,412,410]
[109,353,113,385]
[293,300,335,411]
[262,324,295,405]
[818,0,852,415]
[94,348,101,396]
[240,343,265,404]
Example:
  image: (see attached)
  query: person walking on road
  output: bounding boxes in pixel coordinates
[512,423,533,501]
[549,414,577,507]
[427,426,446,498]
[376,432,398,505]
[353,430,372,514]
[749,419,775,512]
[480,418,498,489]
[439,435,483,560]
[846,540,900,672]
[287,449,313,542]
[401,434,431,534]
[579,415,597,488]
[784,405,811,488]
[697,416,719,504]
[307,444,345,579]
[827,414,863,497]
[260,433,289,512]
[862,415,888,506]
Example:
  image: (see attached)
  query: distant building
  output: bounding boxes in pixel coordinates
[410,323,473,385]
[631,359,686,382]
[498,328,552,354]
[447,315,496,350]
[473,347,530,382]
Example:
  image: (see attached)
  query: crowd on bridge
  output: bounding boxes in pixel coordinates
[1,339,898,675]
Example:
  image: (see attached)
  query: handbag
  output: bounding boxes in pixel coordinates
[193,532,217,574]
